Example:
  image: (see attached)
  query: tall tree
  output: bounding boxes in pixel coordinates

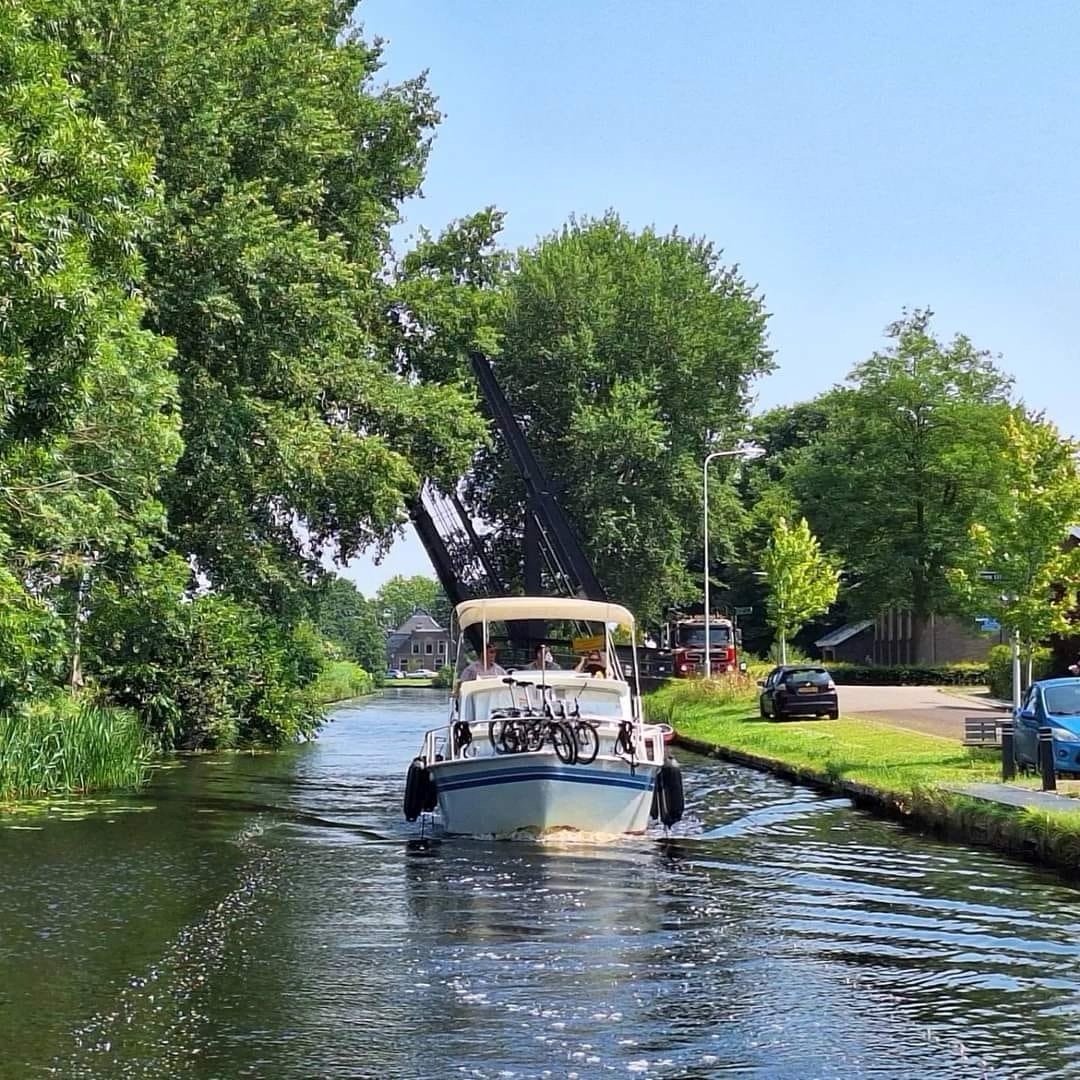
[466,214,773,621]
[58,0,487,611]
[761,518,839,664]
[375,575,450,629]
[0,1,182,694]
[953,411,1080,675]
[787,310,1014,658]
[314,577,387,673]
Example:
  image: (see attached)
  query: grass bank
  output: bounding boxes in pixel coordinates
[647,680,1080,873]
[312,661,376,704]
[0,694,152,803]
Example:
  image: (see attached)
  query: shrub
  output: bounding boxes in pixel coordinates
[432,665,454,689]
[0,564,66,711]
[0,692,151,800]
[662,672,758,706]
[312,661,375,703]
[986,644,1054,700]
[763,644,813,665]
[824,662,989,686]
[86,556,324,749]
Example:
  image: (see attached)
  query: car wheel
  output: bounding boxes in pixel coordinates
[828,709,839,720]
[759,702,768,718]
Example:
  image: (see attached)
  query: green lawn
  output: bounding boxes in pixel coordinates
[647,682,1002,795]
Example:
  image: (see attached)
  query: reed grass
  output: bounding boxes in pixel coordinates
[312,661,375,704]
[0,694,152,801]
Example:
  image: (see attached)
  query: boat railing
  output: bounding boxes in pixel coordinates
[422,714,666,769]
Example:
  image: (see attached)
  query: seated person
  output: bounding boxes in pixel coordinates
[528,644,560,670]
[455,644,506,697]
[574,649,608,677]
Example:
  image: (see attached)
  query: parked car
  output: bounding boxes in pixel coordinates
[1013,677,1080,771]
[412,668,438,678]
[758,665,839,720]
[384,669,405,680]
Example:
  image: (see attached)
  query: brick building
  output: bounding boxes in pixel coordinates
[386,609,451,672]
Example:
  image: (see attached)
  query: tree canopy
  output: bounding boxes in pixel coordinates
[0,0,182,696]
[761,517,840,664]
[314,577,387,674]
[59,0,487,610]
[953,412,1080,652]
[376,574,451,629]
[784,310,1015,655]
[464,214,773,621]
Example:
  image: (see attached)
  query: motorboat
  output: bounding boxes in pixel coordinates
[403,596,684,838]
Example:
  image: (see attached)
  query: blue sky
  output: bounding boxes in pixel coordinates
[340,0,1080,592]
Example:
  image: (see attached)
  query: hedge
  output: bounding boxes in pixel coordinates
[985,644,1053,700]
[825,661,988,686]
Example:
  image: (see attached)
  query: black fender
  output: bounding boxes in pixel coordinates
[656,755,684,827]
[404,758,432,822]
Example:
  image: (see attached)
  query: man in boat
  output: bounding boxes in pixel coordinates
[527,644,560,670]
[455,643,507,691]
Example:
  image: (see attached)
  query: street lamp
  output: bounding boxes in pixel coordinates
[703,442,766,678]
[1000,592,1022,711]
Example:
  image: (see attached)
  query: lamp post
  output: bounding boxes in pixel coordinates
[1000,593,1022,711]
[703,442,766,678]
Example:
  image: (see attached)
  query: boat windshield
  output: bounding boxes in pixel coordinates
[462,680,628,723]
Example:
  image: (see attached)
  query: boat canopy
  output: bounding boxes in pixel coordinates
[455,596,635,632]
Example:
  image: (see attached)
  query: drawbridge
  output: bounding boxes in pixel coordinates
[410,352,605,652]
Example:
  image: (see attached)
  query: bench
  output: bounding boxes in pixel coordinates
[963,716,1001,747]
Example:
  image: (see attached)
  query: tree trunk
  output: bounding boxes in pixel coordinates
[779,630,787,665]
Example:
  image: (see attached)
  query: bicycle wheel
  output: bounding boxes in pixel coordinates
[523,720,546,752]
[501,719,529,754]
[573,722,599,765]
[488,720,508,753]
[549,722,577,764]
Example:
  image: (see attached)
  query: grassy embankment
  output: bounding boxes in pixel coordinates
[647,678,1080,872]
[0,695,151,803]
[311,661,377,704]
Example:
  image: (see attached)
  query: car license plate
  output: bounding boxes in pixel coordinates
[797,685,815,694]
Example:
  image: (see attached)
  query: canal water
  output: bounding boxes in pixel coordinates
[3,690,1080,1079]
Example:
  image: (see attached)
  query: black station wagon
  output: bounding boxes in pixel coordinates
[758,665,839,720]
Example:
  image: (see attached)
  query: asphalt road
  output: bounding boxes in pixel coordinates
[837,684,1006,740]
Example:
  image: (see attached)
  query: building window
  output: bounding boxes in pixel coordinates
[438,640,446,653]
[412,643,420,654]
[425,642,433,654]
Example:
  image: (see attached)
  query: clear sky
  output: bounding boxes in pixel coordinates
[339,0,1080,593]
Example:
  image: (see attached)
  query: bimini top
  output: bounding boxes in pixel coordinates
[455,596,635,632]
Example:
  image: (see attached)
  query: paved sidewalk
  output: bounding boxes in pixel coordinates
[942,781,1080,812]
[839,684,1003,741]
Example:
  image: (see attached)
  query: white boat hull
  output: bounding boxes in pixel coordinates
[431,752,658,837]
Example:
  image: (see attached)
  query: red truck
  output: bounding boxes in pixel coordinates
[663,615,744,677]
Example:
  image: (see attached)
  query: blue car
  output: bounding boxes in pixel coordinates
[1013,677,1080,771]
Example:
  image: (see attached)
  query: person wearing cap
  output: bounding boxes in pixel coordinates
[457,643,507,686]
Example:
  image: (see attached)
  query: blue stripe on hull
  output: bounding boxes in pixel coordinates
[436,766,654,794]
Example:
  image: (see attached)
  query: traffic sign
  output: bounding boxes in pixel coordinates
[734,606,753,616]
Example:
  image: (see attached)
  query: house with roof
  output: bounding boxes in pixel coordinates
[814,620,875,664]
[814,611,996,665]
[386,608,451,672]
